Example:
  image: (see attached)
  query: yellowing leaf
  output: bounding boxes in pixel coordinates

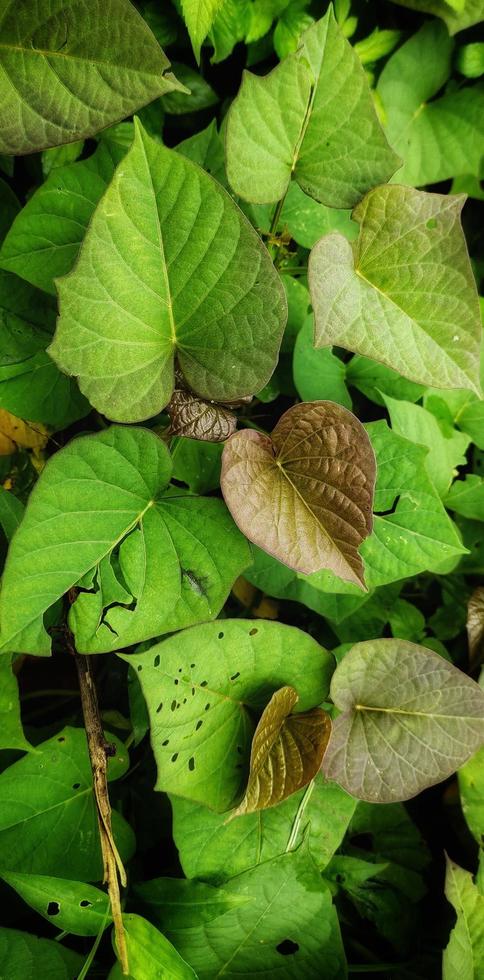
[232,686,331,817]
[0,410,48,456]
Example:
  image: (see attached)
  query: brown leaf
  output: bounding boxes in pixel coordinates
[168,389,237,442]
[232,685,331,817]
[0,410,49,456]
[220,400,375,584]
[467,587,484,669]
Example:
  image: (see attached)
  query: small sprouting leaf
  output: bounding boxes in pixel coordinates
[309,185,482,393]
[119,619,333,812]
[181,0,226,62]
[443,858,484,979]
[322,639,484,803]
[0,425,250,655]
[0,654,30,753]
[0,927,82,979]
[467,587,484,666]
[1,872,111,936]
[0,0,185,155]
[232,686,331,816]
[49,120,286,423]
[120,914,196,979]
[168,389,237,442]
[221,400,376,585]
[226,7,399,207]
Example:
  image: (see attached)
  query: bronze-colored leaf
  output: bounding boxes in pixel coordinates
[232,685,331,817]
[220,400,375,584]
[467,587,484,669]
[168,389,237,442]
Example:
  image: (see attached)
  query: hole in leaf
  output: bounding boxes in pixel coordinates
[218,632,224,639]
[171,753,179,762]
[350,832,373,851]
[200,680,208,687]
[47,901,60,916]
[183,698,187,704]
[137,665,142,672]
[72,782,81,790]
[191,687,195,696]
[188,757,195,771]
[378,494,401,517]
[204,703,211,711]
[190,663,196,668]
[427,218,437,229]
[171,700,177,711]
[156,702,163,713]
[154,654,160,668]
[276,940,299,956]
[178,667,183,673]
[162,739,169,746]
[57,736,65,743]
[230,672,240,680]
[174,679,179,685]
[196,720,203,731]
[249,628,258,636]
[79,900,92,908]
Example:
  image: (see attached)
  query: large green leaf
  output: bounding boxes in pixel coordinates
[0,654,30,752]
[0,0,185,155]
[0,426,250,656]
[181,0,226,61]
[309,185,482,393]
[0,140,126,296]
[226,8,399,208]
[49,120,286,422]
[443,859,484,979]
[134,877,248,929]
[0,927,82,979]
[0,727,134,880]
[117,914,197,979]
[1,872,111,936]
[322,639,484,803]
[221,401,376,584]
[390,0,484,35]
[120,619,333,811]
[377,22,484,186]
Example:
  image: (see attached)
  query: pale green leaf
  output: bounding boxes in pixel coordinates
[41,140,84,178]
[0,654,30,752]
[346,354,425,406]
[1,872,111,936]
[445,475,484,520]
[310,185,482,393]
[323,639,484,803]
[50,120,286,422]
[176,119,226,185]
[226,8,399,208]
[278,182,357,249]
[0,426,250,656]
[0,727,134,880]
[181,0,226,61]
[120,619,333,811]
[0,927,82,980]
[443,859,484,980]
[0,0,185,155]
[119,913,196,979]
[171,437,222,494]
[457,42,484,78]
[293,317,351,406]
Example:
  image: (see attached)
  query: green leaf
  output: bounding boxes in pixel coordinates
[176,119,226,185]
[293,317,351,406]
[119,619,333,811]
[0,0,185,155]
[458,399,484,449]
[377,22,484,186]
[390,0,484,36]
[226,8,399,208]
[459,746,484,846]
[1,872,111,936]
[0,425,250,655]
[0,927,82,979]
[134,877,248,928]
[273,0,314,60]
[0,486,23,541]
[41,140,84,178]
[181,0,226,61]
[162,63,218,115]
[0,727,134,880]
[208,0,251,64]
[119,913,196,979]
[0,140,126,296]
[0,177,19,244]
[50,120,286,422]
[171,437,222,494]
[232,686,331,816]
[445,475,484,520]
[443,858,484,980]
[457,42,484,78]
[310,184,482,394]
[165,848,346,979]
[221,401,376,583]
[171,772,356,879]
[0,654,30,752]
[323,638,484,803]
[346,355,425,406]
[279,182,357,250]
[0,271,89,428]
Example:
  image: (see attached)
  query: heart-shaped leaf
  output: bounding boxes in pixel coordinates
[167,389,237,442]
[232,686,331,816]
[221,401,376,585]
[0,426,250,655]
[309,184,482,393]
[226,8,399,207]
[0,0,185,155]
[322,639,484,803]
[119,619,333,812]
[49,119,286,423]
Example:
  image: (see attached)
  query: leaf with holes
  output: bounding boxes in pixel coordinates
[443,858,484,979]
[119,619,333,812]
[232,686,331,816]
[309,185,482,393]
[0,425,250,655]
[0,927,82,979]
[0,0,185,155]
[226,8,399,207]
[221,400,376,585]
[49,119,286,423]
[1,873,111,937]
[167,389,237,442]
[322,639,484,803]
[0,727,134,880]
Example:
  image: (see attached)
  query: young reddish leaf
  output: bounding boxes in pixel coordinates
[168,389,237,442]
[221,401,376,585]
[467,586,484,668]
[322,639,484,803]
[232,686,331,817]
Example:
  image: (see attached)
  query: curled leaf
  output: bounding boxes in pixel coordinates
[232,686,331,817]
[221,400,376,585]
[467,586,484,668]
[168,390,237,442]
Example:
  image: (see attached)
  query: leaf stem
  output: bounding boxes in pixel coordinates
[285,778,315,851]
[70,634,129,975]
[269,191,288,238]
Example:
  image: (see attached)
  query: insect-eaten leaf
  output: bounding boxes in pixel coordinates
[167,389,237,442]
[0,426,250,656]
[322,639,484,803]
[226,7,399,207]
[309,185,482,393]
[0,409,48,456]
[231,685,331,817]
[221,400,376,585]
[467,586,484,668]
[1,872,111,937]
[49,119,286,423]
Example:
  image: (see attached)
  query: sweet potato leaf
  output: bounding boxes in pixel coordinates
[1,873,111,936]
[0,654,30,752]
[0,927,82,979]
[118,913,197,979]
[443,859,484,979]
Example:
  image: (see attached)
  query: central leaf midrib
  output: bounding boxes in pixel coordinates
[354,703,481,720]
[0,41,165,78]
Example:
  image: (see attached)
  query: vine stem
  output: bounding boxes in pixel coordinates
[285,778,315,851]
[69,633,129,975]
